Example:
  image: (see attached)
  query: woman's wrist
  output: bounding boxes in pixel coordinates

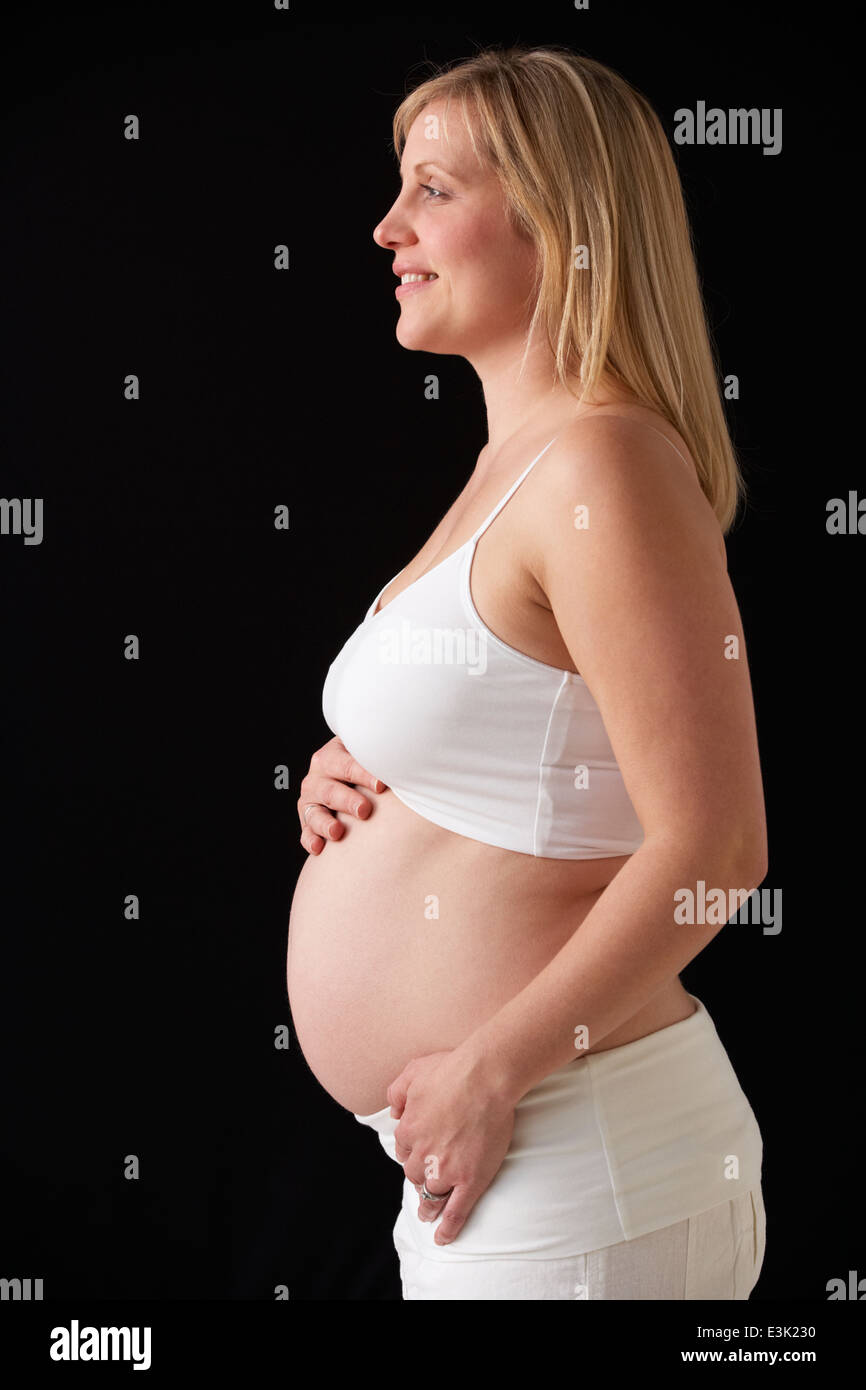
[452,1027,525,1110]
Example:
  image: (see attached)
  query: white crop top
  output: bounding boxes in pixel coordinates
[321,436,646,859]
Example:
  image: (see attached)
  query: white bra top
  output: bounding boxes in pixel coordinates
[321,433,662,859]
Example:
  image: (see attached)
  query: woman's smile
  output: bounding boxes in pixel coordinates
[395,274,440,299]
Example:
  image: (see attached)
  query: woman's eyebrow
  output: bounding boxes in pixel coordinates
[399,160,463,183]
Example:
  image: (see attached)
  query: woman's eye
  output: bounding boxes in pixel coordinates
[419,183,445,200]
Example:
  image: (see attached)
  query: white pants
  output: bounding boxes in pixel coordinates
[394,1186,766,1300]
[355,994,766,1300]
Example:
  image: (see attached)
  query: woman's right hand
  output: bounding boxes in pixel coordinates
[297,736,387,855]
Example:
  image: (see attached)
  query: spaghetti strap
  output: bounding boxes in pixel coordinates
[365,437,560,622]
[471,436,560,542]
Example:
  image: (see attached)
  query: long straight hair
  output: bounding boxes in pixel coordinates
[391,44,745,533]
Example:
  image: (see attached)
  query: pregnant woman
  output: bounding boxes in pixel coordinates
[287,45,768,1301]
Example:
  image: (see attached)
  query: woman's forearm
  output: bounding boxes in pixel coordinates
[456,833,765,1107]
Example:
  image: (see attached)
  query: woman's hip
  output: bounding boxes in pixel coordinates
[355,993,764,1263]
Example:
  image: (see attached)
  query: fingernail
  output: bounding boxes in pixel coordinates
[353,801,363,815]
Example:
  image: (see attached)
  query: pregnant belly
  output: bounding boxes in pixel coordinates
[286,786,629,1115]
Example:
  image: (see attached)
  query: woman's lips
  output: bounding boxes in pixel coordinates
[395,277,439,299]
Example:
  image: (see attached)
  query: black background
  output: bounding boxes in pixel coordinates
[0,0,860,1316]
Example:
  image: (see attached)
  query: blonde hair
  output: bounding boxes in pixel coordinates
[391,44,745,533]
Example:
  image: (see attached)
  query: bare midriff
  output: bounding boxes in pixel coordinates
[286,786,697,1116]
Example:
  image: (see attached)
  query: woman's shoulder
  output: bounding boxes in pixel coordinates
[530,402,725,566]
[552,401,698,486]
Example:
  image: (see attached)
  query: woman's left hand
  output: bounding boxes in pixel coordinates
[386,1048,516,1246]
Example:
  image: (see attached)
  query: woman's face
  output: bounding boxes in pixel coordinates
[372,102,539,358]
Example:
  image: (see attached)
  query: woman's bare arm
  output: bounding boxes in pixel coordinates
[454,415,768,1103]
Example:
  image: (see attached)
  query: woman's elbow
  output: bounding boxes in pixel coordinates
[645,814,768,888]
[708,820,768,889]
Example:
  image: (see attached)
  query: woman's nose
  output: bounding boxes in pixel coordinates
[373,196,412,250]
[372,217,390,249]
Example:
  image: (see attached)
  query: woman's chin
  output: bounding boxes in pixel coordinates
[395,314,455,351]
[396,323,435,350]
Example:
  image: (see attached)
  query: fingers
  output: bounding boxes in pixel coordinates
[295,778,366,853]
[406,1169,464,1236]
[300,827,326,855]
[403,1159,481,1243]
[415,1186,451,1223]
[298,809,338,856]
[297,738,388,854]
[332,741,388,795]
[318,777,376,821]
[311,738,387,795]
[430,1183,481,1246]
[386,1069,413,1118]
[299,797,345,843]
